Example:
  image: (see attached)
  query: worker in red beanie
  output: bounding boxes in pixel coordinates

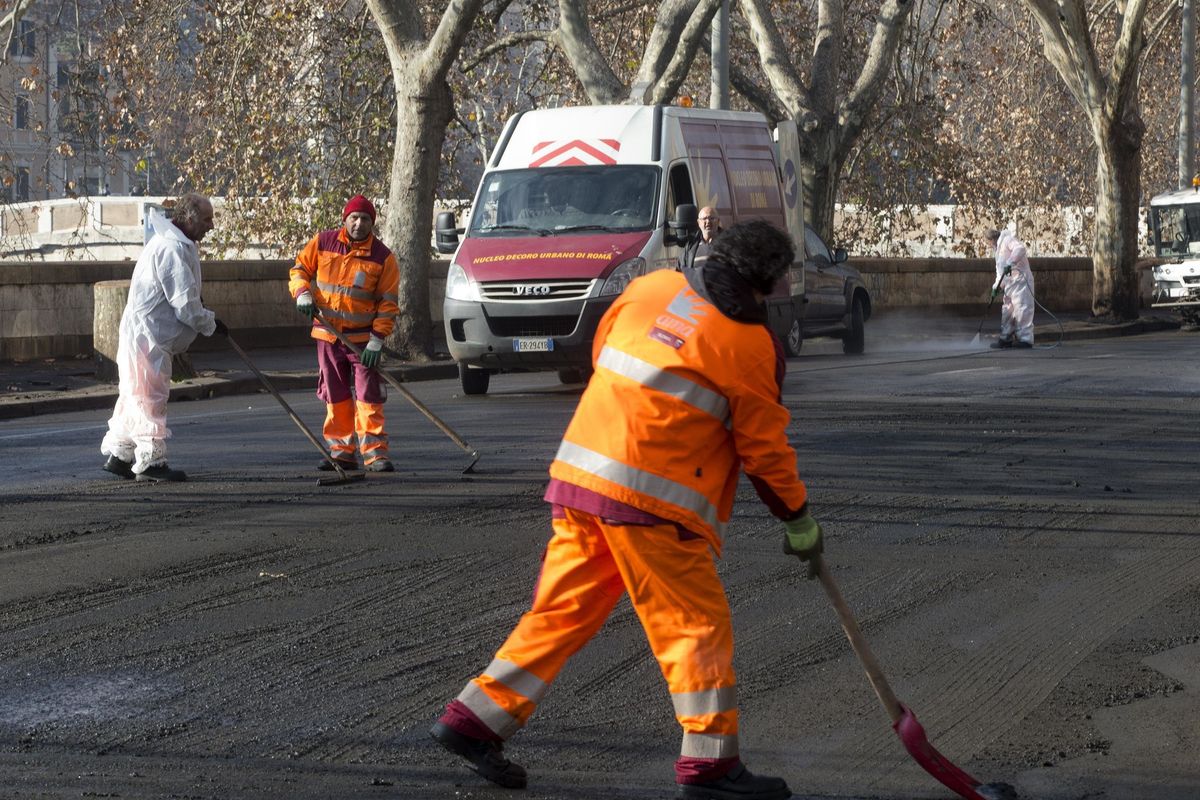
[288,195,399,472]
[343,194,376,222]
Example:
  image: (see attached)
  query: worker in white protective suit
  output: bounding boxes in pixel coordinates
[100,193,226,482]
[984,227,1035,349]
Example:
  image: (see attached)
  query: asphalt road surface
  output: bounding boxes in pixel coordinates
[0,327,1198,800]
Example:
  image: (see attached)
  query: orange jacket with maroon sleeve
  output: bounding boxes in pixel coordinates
[288,228,400,345]
[548,268,807,556]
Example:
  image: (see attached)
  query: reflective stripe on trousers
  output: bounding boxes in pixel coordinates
[323,399,357,460]
[323,399,388,461]
[455,507,739,757]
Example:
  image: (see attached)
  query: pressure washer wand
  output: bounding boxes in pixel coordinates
[969,292,998,347]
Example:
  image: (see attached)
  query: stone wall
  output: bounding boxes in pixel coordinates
[0,256,1154,362]
[0,259,449,361]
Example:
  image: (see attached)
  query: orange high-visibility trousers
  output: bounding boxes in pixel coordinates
[456,506,739,760]
[323,399,357,461]
[323,398,388,465]
[355,399,388,466]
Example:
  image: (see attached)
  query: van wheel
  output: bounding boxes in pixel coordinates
[459,363,490,395]
[557,367,591,385]
[784,319,803,357]
[843,296,865,355]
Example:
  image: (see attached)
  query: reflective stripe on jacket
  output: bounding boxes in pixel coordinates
[548,269,807,555]
[289,228,400,344]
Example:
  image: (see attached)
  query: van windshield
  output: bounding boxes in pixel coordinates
[470,166,659,235]
[1152,204,1200,257]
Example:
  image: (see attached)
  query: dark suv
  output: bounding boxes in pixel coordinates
[780,224,870,356]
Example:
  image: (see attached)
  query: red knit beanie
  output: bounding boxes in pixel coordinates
[342,194,376,222]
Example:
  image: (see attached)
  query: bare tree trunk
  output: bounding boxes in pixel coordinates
[367,0,486,359]
[801,130,840,240]
[384,72,454,359]
[1092,116,1144,320]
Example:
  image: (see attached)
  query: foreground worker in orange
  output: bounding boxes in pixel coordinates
[289,195,400,472]
[431,219,823,800]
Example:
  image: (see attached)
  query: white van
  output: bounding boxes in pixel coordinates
[435,104,870,394]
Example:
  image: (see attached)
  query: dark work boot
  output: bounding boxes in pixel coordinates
[102,455,135,480]
[136,464,187,483]
[676,764,791,800]
[430,720,527,789]
[366,458,394,473]
[990,338,1013,349]
[317,457,360,472]
[1012,340,1033,349]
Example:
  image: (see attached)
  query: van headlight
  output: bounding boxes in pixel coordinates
[600,257,646,296]
[445,263,481,302]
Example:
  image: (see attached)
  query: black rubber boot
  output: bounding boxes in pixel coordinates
[366,459,394,473]
[676,764,791,800]
[990,338,1013,349]
[1012,340,1033,349]
[317,458,360,472]
[430,720,527,789]
[102,455,134,480]
[136,464,187,483]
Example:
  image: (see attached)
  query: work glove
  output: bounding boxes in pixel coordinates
[361,336,383,369]
[782,512,824,580]
[213,318,229,337]
[1003,264,1013,276]
[296,291,315,318]
[990,287,1000,300]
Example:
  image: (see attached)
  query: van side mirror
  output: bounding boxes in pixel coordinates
[832,247,848,264]
[435,211,460,254]
[667,204,698,246]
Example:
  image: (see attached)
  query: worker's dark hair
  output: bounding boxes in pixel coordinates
[172,193,211,227]
[708,219,795,294]
[984,228,1002,242]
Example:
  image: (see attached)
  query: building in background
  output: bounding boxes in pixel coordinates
[2,7,137,209]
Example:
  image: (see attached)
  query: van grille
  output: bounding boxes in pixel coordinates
[479,279,597,302]
[488,316,578,337]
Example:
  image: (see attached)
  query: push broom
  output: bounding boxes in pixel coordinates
[809,554,1019,800]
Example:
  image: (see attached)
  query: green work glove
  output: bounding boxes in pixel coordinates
[360,337,383,369]
[1003,264,1013,276]
[990,287,1000,300]
[782,513,824,579]
[296,291,316,318]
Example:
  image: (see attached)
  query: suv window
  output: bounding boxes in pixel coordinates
[804,226,832,263]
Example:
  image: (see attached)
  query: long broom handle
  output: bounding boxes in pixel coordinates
[225,334,348,478]
[314,314,476,456]
[813,555,906,724]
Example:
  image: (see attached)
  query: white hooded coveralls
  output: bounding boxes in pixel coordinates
[101,209,216,472]
[992,230,1035,344]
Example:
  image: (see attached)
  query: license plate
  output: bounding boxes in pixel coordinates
[513,337,554,353]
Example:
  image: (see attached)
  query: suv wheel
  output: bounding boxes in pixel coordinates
[459,363,490,395]
[784,319,803,357]
[557,367,592,385]
[842,296,865,355]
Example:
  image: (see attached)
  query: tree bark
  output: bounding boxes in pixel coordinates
[739,0,915,241]
[1023,0,1150,321]
[1092,113,1145,319]
[368,0,486,359]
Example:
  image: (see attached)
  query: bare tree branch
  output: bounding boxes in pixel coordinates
[462,28,552,73]
[628,0,721,105]
[839,0,917,157]
[557,0,625,102]
[738,0,809,117]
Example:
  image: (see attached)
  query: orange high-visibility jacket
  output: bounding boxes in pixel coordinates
[289,228,400,345]
[549,269,807,555]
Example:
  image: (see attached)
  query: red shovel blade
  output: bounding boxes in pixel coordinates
[893,705,989,800]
